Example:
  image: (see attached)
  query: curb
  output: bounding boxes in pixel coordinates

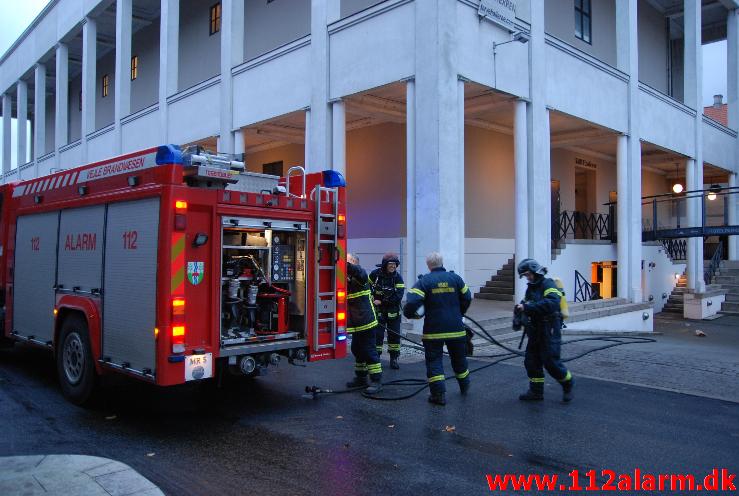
[0,454,163,496]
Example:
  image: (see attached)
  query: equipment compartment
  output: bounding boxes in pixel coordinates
[219,220,307,353]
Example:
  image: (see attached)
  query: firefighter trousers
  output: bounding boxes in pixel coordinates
[524,324,570,389]
[375,312,401,358]
[423,337,469,395]
[351,326,382,382]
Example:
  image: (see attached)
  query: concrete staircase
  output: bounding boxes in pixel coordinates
[716,260,739,315]
[662,273,687,314]
[475,257,514,302]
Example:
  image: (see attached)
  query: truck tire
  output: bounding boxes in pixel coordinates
[56,314,96,405]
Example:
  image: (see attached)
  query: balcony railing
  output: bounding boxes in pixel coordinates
[552,210,613,246]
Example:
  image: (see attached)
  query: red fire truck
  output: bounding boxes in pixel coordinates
[0,145,348,404]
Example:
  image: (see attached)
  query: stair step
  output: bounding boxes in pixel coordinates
[714,276,737,283]
[721,302,739,312]
[485,280,514,289]
[720,261,739,269]
[716,268,739,276]
[725,293,739,303]
[474,293,515,301]
[479,288,514,297]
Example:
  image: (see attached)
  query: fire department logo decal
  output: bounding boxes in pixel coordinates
[187,262,204,286]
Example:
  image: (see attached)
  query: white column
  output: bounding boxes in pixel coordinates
[685,0,705,292]
[728,173,737,260]
[457,78,466,276]
[219,0,245,154]
[406,79,416,283]
[616,0,642,302]
[159,0,179,144]
[514,99,529,302]
[616,134,629,299]
[81,17,97,162]
[413,0,463,274]
[34,63,46,164]
[1,93,11,174]
[304,109,311,170]
[729,10,739,262]
[327,0,341,24]
[686,158,697,289]
[55,42,69,166]
[728,8,739,130]
[17,80,28,168]
[528,0,551,267]
[308,0,332,173]
[331,99,346,176]
[114,0,132,152]
[233,128,245,158]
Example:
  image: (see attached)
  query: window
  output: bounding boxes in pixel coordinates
[575,0,591,44]
[102,74,109,97]
[209,3,221,35]
[131,55,138,81]
[263,161,284,177]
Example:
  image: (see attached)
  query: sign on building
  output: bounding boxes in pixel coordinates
[478,0,517,31]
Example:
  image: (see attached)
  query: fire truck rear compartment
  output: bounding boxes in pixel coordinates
[219,219,308,371]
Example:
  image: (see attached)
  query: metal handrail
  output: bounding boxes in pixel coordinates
[704,242,724,286]
[574,270,593,303]
[286,166,306,198]
[661,238,687,261]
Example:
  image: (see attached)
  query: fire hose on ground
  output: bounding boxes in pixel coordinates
[304,315,656,401]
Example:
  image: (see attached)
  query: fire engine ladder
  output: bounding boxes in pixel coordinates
[312,185,339,351]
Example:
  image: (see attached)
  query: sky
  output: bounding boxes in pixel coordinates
[0,1,732,168]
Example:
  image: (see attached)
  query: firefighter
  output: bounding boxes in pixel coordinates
[345,254,383,394]
[516,258,574,403]
[403,252,472,406]
[369,252,405,370]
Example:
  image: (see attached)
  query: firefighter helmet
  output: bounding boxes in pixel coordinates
[517,258,547,278]
[381,252,400,268]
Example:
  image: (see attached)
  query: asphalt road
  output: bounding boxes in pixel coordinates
[0,342,737,496]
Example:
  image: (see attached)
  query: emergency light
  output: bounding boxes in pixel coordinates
[322,170,346,188]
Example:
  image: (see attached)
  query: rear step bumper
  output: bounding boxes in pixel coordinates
[219,338,307,357]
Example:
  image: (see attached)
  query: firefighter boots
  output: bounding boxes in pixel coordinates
[561,377,574,402]
[428,393,446,406]
[460,380,470,396]
[365,380,383,394]
[346,376,368,389]
[519,381,544,401]
[390,355,400,370]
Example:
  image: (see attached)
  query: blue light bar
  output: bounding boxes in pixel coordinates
[337,334,347,341]
[322,170,346,188]
[156,144,183,165]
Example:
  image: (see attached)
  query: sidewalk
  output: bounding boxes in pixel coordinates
[396,303,739,403]
[0,455,163,496]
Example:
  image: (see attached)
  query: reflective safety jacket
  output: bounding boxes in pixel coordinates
[347,262,378,333]
[403,267,472,340]
[368,268,405,318]
[522,276,563,338]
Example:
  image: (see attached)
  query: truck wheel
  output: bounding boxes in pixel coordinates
[56,314,96,405]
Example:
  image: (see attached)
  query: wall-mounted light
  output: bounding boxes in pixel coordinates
[642,312,650,321]
[707,184,721,201]
[672,163,683,193]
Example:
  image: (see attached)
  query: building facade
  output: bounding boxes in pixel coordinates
[1,0,738,316]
